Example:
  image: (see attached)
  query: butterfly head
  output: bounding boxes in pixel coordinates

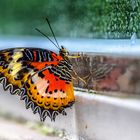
[59,46,69,60]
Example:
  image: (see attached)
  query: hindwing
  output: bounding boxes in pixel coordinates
[0,48,74,121]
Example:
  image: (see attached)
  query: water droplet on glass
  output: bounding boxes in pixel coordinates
[131,33,137,46]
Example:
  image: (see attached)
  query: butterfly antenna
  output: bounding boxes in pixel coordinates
[45,18,60,49]
[35,28,60,49]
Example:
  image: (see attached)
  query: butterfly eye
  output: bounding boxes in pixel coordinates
[66,51,69,56]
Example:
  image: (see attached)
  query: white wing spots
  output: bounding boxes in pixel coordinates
[51,90,66,98]
[32,74,49,97]
[31,74,66,98]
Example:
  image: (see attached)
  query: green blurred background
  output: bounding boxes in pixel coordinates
[0,0,140,38]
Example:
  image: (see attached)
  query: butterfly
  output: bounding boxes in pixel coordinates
[0,18,75,121]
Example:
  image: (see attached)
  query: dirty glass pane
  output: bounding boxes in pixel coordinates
[0,0,140,38]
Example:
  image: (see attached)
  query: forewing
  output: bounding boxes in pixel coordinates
[0,48,60,94]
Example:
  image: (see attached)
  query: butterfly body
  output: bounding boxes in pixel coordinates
[0,47,74,121]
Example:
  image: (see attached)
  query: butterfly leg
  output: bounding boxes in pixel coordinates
[72,69,87,85]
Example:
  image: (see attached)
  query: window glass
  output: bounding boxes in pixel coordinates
[0,0,139,38]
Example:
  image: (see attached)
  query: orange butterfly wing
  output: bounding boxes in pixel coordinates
[22,61,75,121]
[0,48,75,121]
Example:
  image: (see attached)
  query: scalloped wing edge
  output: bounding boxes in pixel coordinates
[0,73,73,121]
